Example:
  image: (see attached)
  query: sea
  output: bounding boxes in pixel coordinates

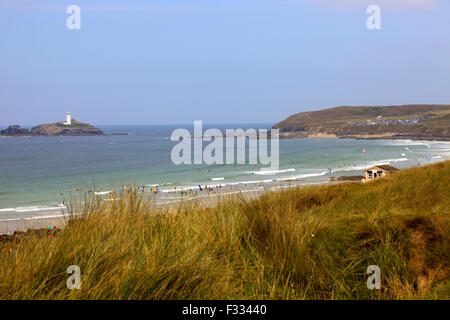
[1,124,449,220]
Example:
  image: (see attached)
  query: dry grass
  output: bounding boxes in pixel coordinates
[0,161,449,300]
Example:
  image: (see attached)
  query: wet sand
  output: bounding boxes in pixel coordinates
[0,215,69,235]
[0,212,91,235]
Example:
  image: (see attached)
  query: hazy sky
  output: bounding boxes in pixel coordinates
[1,0,449,126]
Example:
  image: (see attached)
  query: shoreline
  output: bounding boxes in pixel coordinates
[1,161,447,299]
[1,137,448,235]
[0,180,332,235]
[2,130,450,141]
[0,213,83,236]
[1,156,448,235]
[278,132,450,141]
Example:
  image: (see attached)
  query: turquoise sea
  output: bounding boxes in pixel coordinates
[0,124,449,220]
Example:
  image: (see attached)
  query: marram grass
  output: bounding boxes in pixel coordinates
[0,161,449,299]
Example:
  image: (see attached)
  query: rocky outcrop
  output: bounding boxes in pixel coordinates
[1,125,31,136]
[30,119,104,136]
[2,120,104,137]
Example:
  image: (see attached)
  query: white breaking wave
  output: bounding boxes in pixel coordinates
[228,180,259,185]
[364,158,408,165]
[0,205,66,213]
[384,140,429,146]
[159,185,199,193]
[229,179,272,185]
[392,158,408,162]
[277,171,328,181]
[326,158,409,174]
[93,191,112,195]
[159,179,279,193]
[253,168,296,175]
[211,177,225,181]
[146,183,172,187]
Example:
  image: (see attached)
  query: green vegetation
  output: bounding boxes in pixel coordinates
[55,120,94,128]
[273,104,450,139]
[0,161,449,299]
[30,119,103,136]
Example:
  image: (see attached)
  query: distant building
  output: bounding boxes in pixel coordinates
[63,112,72,125]
[363,164,399,181]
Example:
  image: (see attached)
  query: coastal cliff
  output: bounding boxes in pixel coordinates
[1,120,103,136]
[273,104,450,141]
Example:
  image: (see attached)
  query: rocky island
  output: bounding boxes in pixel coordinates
[1,125,31,136]
[30,119,103,136]
[1,113,104,137]
[273,104,450,141]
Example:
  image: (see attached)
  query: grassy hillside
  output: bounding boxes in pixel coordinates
[273,104,450,139]
[0,161,449,299]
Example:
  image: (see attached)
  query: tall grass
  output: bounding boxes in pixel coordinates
[0,161,449,299]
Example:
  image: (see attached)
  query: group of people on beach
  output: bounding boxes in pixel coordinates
[133,181,271,197]
[138,185,159,194]
[68,179,283,204]
[160,181,271,197]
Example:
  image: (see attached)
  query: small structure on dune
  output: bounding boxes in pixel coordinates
[363,164,399,182]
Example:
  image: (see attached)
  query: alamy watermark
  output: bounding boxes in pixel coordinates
[67,265,81,290]
[366,265,381,289]
[66,5,81,30]
[63,5,381,32]
[367,5,381,30]
[170,121,279,171]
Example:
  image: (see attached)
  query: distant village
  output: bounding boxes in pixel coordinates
[346,115,429,126]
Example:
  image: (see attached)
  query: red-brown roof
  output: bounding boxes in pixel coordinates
[365,164,399,172]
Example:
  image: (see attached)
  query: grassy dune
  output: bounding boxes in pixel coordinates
[0,161,449,300]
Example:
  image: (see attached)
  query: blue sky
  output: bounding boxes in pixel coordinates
[1,0,449,126]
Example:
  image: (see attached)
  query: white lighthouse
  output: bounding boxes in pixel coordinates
[64,112,72,125]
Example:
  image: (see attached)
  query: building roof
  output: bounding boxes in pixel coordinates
[364,164,399,172]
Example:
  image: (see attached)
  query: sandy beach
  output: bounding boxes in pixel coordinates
[2,137,448,235]
[0,181,327,235]
[0,214,69,235]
